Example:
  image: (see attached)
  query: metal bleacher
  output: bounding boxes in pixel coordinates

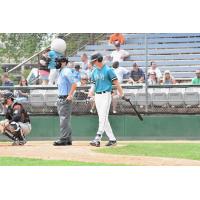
[68,33,200,82]
[2,33,199,115]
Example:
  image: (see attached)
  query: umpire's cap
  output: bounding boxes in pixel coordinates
[90,52,103,64]
[56,56,68,63]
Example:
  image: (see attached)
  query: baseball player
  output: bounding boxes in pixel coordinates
[88,52,124,147]
[0,92,31,145]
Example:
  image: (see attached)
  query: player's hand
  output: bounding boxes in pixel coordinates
[118,92,124,97]
[66,95,73,101]
[122,95,129,102]
[88,91,94,98]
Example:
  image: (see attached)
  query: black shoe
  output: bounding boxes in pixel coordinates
[53,140,72,146]
[105,140,117,146]
[12,138,27,146]
[90,140,100,147]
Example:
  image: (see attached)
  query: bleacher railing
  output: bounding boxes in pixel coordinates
[1,85,200,116]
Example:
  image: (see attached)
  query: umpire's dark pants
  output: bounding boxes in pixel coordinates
[57,99,72,142]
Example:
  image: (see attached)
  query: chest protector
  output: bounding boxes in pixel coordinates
[5,102,30,123]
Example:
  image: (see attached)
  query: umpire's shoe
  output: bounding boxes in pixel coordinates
[105,140,117,147]
[90,140,100,147]
[53,140,72,146]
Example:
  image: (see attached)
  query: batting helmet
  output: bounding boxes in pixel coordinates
[90,52,103,64]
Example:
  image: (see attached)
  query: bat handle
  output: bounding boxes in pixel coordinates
[122,96,130,102]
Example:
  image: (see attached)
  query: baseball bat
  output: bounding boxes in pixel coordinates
[122,96,144,121]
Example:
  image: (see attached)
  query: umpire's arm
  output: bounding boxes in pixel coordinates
[67,83,77,101]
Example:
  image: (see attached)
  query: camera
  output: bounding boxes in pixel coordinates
[55,56,69,69]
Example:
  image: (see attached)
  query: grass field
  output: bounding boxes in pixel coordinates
[97,143,200,160]
[1,142,200,166]
[0,157,118,166]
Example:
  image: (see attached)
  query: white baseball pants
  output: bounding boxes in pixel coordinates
[48,69,59,85]
[95,92,116,141]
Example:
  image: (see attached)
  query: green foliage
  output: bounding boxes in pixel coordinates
[0,33,51,63]
[22,68,32,79]
[97,143,200,161]
[0,33,104,63]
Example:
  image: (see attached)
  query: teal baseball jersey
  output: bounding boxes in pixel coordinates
[91,65,118,93]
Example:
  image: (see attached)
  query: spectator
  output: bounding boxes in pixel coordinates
[16,77,29,103]
[48,49,63,85]
[111,61,129,114]
[39,49,51,85]
[81,53,90,71]
[109,33,125,45]
[148,61,162,82]
[73,64,81,83]
[80,74,89,86]
[1,73,14,87]
[162,70,176,85]
[192,70,200,84]
[128,63,145,84]
[85,63,94,82]
[148,71,159,85]
[68,61,75,73]
[112,61,129,83]
[75,74,89,97]
[110,41,130,62]
[75,74,96,113]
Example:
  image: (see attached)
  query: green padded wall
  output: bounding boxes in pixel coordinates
[0,115,200,140]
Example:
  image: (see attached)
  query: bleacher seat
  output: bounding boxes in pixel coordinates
[44,90,57,107]
[136,89,152,106]
[168,91,184,106]
[152,92,168,107]
[123,89,136,104]
[68,33,200,83]
[184,91,199,106]
[30,90,45,107]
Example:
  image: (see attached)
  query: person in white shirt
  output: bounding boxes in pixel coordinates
[148,61,162,82]
[81,53,90,71]
[148,71,159,85]
[112,61,129,114]
[110,41,130,63]
[112,61,129,83]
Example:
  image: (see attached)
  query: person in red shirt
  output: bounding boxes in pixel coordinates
[109,33,125,45]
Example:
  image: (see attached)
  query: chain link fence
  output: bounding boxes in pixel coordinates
[1,85,200,116]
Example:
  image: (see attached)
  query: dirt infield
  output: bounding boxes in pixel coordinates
[1,141,200,166]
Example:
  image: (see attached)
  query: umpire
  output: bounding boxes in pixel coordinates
[53,56,77,146]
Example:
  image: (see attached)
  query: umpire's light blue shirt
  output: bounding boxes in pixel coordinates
[57,66,75,96]
[48,50,63,69]
[91,64,117,93]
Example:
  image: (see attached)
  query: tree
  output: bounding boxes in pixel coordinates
[0,33,53,63]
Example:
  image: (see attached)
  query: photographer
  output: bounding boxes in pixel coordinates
[39,48,51,85]
[53,56,77,146]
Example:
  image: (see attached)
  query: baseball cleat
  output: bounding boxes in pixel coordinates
[19,140,27,145]
[105,140,117,146]
[12,139,27,146]
[90,140,100,147]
